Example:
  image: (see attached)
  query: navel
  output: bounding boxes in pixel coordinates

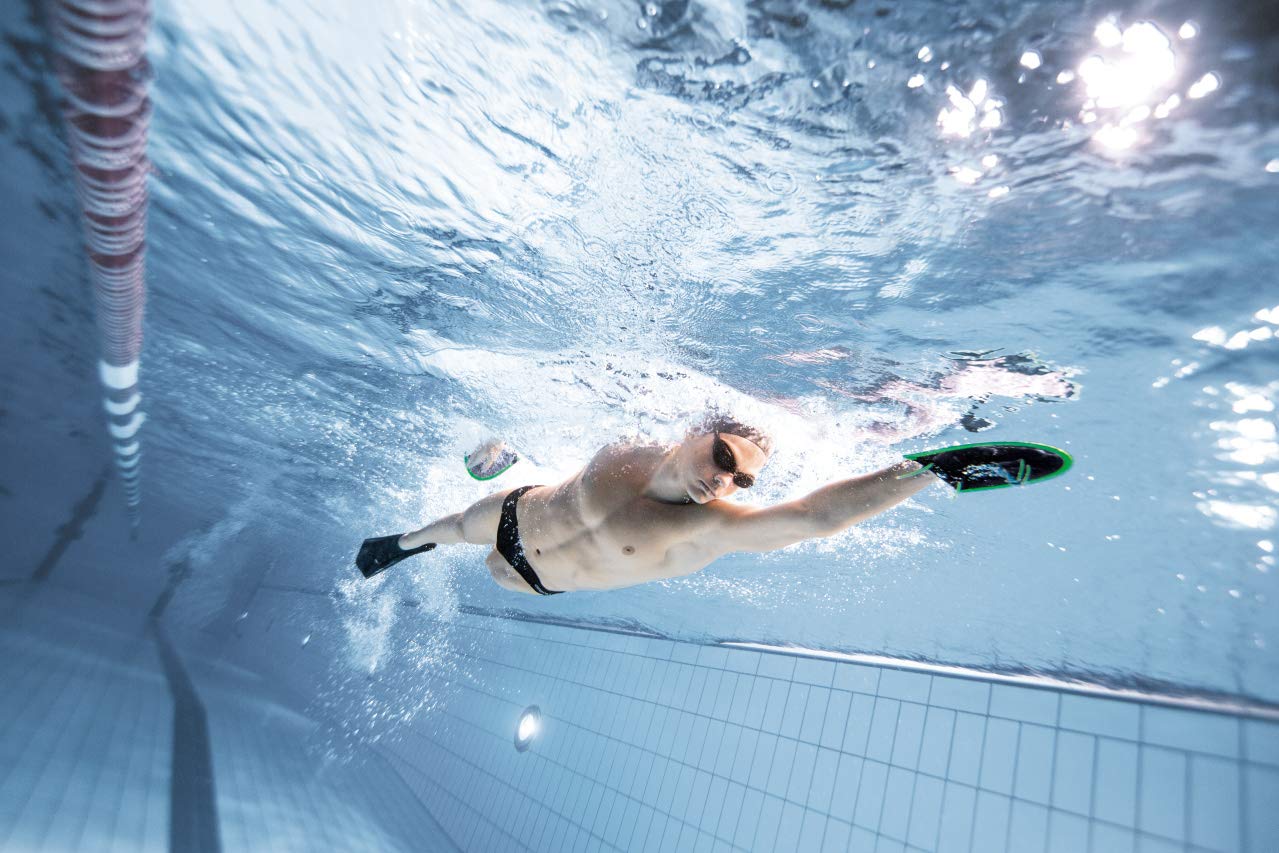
[622,545,636,555]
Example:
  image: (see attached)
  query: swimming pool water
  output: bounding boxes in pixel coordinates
[1,0,1277,850]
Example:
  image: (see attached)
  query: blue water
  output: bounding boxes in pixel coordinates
[2,0,1277,729]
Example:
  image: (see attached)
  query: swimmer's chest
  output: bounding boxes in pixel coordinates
[584,498,713,575]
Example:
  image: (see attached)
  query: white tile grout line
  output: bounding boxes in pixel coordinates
[718,642,1279,722]
[448,609,1279,722]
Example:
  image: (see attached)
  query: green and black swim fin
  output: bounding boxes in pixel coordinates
[903,441,1072,493]
[464,439,519,481]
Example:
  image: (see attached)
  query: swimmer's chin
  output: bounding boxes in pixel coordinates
[688,481,713,503]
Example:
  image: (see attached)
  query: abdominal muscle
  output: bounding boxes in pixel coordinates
[517,507,680,592]
[508,458,716,592]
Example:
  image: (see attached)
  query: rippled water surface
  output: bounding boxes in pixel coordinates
[3,0,1278,714]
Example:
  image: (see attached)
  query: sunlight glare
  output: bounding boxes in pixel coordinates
[938,80,1002,138]
[1095,20,1122,48]
[1078,23,1174,110]
[1094,124,1137,151]
[1187,72,1220,99]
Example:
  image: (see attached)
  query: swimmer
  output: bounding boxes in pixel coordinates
[355,414,1069,595]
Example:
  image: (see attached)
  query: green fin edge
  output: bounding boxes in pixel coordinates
[903,440,1074,494]
[463,453,519,482]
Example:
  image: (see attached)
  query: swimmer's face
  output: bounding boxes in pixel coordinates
[683,432,769,503]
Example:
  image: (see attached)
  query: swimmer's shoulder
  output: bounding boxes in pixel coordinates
[581,439,660,480]
[576,440,664,512]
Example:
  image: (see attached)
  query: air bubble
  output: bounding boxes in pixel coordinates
[765,170,797,195]
[379,206,415,236]
[296,162,325,184]
[682,196,724,228]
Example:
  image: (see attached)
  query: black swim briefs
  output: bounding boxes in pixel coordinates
[496,485,561,595]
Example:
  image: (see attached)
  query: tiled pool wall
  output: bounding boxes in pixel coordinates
[8,580,1275,853]
[356,612,1278,853]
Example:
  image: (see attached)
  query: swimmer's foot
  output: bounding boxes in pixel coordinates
[904,441,1072,493]
[356,534,436,578]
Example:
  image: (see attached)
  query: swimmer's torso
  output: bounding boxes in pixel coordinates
[502,442,723,591]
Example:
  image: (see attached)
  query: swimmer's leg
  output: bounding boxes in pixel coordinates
[359,488,519,579]
[399,487,516,549]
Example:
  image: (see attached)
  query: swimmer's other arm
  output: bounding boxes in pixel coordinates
[712,460,937,553]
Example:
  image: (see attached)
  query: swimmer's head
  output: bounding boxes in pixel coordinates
[679,414,773,503]
[687,414,774,458]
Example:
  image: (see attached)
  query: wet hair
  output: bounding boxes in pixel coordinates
[689,413,774,458]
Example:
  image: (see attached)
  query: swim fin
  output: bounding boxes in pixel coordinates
[903,441,1072,493]
[356,534,436,579]
[465,439,519,481]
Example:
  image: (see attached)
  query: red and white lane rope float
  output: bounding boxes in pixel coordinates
[50,0,152,526]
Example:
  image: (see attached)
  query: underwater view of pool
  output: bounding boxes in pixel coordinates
[2,0,1276,850]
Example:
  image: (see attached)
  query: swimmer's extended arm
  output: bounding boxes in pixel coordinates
[713,460,937,553]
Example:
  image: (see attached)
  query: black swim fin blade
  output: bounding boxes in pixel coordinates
[356,534,436,579]
[904,441,1072,493]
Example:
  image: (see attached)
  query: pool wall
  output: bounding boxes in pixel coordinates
[4,580,1276,852]
[224,600,1279,853]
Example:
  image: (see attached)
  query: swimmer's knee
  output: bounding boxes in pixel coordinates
[485,552,520,591]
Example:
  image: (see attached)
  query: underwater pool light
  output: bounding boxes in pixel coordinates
[514,706,541,752]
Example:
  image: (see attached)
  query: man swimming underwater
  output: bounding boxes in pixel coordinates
[356,414,1070,595]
